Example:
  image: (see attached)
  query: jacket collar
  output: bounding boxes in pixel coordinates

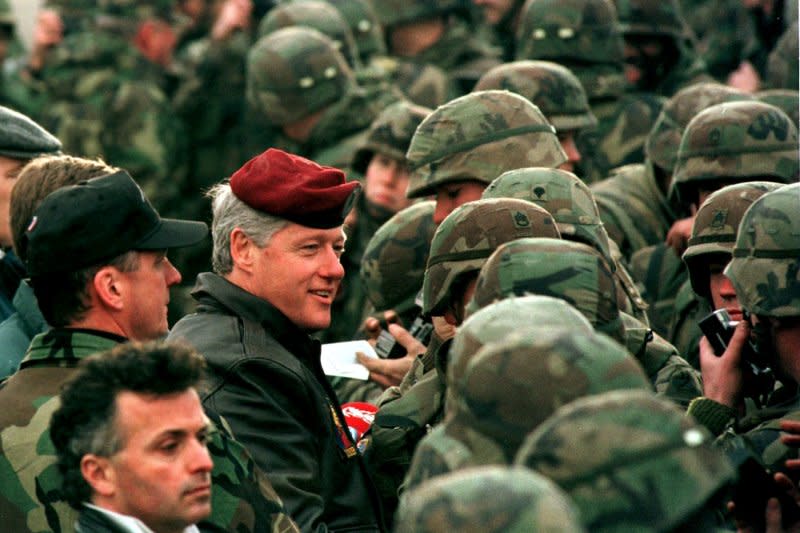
[20,328,125,368]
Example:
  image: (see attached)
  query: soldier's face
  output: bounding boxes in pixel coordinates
[433,180,486,225]
[0,156,24,248]
[557,131,582,173]
[250,223,346,331]
[365,154,413,213]
[90,388,213,532]
[472,0,517,26]
[708,257,741,321]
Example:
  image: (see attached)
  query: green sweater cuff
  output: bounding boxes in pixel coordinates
[687,397,737,436]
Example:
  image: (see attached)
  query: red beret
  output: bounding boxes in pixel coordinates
[230,148,360,228]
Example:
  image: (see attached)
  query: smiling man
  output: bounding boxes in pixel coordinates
[49,342,213,533]
[169,148,386,532]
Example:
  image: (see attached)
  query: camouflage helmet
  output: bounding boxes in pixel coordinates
[246,27,355,126]
[516,0,624,66]
[683,181,783,302]
[395,466,586,533]
[765,25,799,91]
[515,390,737,533]
[422,198,561,316]
[371,0,465,28]
[257,1,361,67]
[351,100,432,175]
[645,82,753,175]
[482,167,612,263]
[406,90,566,199]
[0,0,13,29]
[449,331,650,456]
[474,60,598,133]
[94,0,174,20]
[360,201,437,313]
[725,183,800,318]
[467,238,624,342]
[612,0,690,40]
[449,295,595,390]
[327,0,387,60]
[758,89,800,129]
[670,101,800,207]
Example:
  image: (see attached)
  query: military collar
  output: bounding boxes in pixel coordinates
[20,328,125,368]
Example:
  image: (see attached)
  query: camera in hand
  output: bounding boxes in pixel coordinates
[374,316,433,359]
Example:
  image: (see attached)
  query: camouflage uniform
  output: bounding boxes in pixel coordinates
[481,166,650,323]
[688,183,800,475]
[0,330,297,533]
[403,329,650,490]
[765,25,799,91]
[396,466,586,533]
[365,200,560,520]
[245,26,399,170]
[516,390,737,532]
[758,89,800,129]
[672,182,783,369]
[466,237,702,406]
[372,0,501,94]
[406,89,567,199]
[515,0,663,183]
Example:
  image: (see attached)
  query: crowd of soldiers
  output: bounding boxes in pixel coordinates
[0,0,798,531]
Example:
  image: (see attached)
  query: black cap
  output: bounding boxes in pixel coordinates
[0,106,62,160]
[25,170,208,276]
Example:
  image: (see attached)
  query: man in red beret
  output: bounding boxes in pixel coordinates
[169,148,386,532]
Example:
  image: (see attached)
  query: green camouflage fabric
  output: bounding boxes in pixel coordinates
[257,1,361,68]
[404,330,650,489]
[628,242,687,338]
[614,0,689,39]
[396,466,586,533]
[0,330,297,533]
[670,101,800,208]
[758,89,800,129]
[327,0,387,61]
[467,238,625,341]
[726,183,800,318]
[365,57,456,109]
[406,90,566,199]
[473,60,598,133]
[31,30,188,220]
[515,390,737,533]
[351,100,432,175]
[361,201,437,316]
[765,25,799,91]
[591,161,675,260]
[422,198,561,316]
[246,27,355,127]
[645,82,754,176]
[371,0,465,27]
[669,181,782,368]
[0,0,12,27]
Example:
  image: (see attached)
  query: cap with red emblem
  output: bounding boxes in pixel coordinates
[230,148,360,229]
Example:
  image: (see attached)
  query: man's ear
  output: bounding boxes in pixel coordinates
[92,266,125,311]
[80,454,116,499]
[230,228,256,274]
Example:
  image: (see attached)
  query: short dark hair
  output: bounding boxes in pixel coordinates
[31,251,140,327]
[49,341,207,509]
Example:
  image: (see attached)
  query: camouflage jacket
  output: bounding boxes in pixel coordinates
[591,161,677,262]
[667,278,708,370]
[622,312,703,409]
[0,329,298,533]
[629,242,688,338]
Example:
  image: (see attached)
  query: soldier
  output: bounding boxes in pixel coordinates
[365,200,561,521]
[764,25,798,91]
[481,166,650,323]
[689,183,800,477]
[0,105,61,327]
[0,170,297,533]
[466,237,702,407]
[396,466,586,533]
[371,0,501,94]
[403,328,650,490]
[613,0,710,96]
[515,0,663,183]
[405,89,567,225]
[471,0,527,60]
[671,182,782,369]
[473,60,597,175]
[245,26,398,170]
[516,390,737,532]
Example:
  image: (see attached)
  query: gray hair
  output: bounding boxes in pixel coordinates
[207,182,289,275]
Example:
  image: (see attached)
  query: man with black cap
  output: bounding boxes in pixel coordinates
[0,170,209,531]
[169,148,386,532]
[0,105,61,322]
